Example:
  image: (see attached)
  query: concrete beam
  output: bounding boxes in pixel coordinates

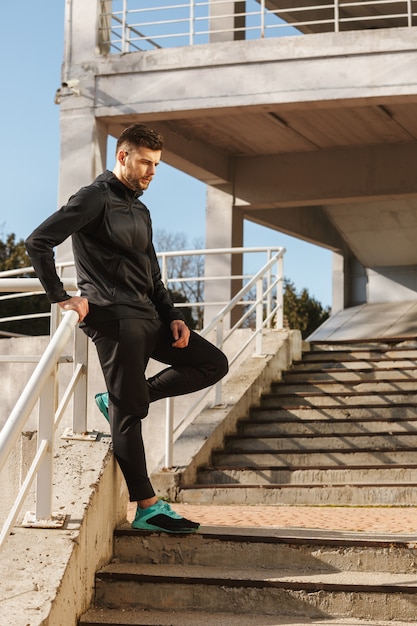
[93,28,417,117]
[244,206,346,251]
[233,142,417,206]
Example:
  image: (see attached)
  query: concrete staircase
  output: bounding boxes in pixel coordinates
[178,339,417,507]
[78,339,417,625]
[79,528,417,625]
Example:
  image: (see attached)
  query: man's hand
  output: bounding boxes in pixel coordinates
[170,319,190,348]
[58,296,89,322]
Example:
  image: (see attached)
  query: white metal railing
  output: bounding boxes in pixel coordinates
[0,307,84,549]
[0,246,284,548]
[98,0,416,52]
[161,246,285,465]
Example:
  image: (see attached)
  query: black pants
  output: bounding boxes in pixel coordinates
[83,318,228,501]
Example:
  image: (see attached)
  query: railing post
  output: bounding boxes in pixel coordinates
[122,0,129,52]
[407,0,412,26]
[256,277,263,355]
[50,302,61,336]
[72,326,88,433]
[266,249,272,328]
[334,0,340,32]
[189,0,195,45]
[260,0,266,37]
[277,255,284,329]
[35,371,56,520]
[165,397,174,468]
[214,318,224,404]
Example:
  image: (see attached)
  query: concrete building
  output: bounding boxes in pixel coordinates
[56,0,417,335]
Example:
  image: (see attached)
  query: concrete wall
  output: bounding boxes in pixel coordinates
[0,436,128,626]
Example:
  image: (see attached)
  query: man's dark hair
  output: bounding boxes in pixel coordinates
[116,123,164,152]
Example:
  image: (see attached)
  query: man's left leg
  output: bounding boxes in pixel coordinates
[147,327,229,403]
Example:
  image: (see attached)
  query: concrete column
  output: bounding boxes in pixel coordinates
[57,0,109,267]
[331,252,345,314]
[56,113,108,266]
[63,0,101,78]
[332,250,368,312]
[209,1,246,42]
[204,186,244,327]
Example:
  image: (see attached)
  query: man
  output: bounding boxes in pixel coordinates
[25,123,228,534]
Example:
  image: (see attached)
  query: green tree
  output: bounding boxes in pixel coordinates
[284,278,330,339]
[0,233,50,336]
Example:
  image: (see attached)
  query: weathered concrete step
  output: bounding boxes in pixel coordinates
[93,562,417,621]
[113,528,416,574]
[196,466,417,486]
[249,405,417,421]
[178,483,417,506]
[113,528,417,574]
[292,359,417,371]
[284,367,417,382]
[300,348,417,361]
[212,450,417,467]
[239,419,417,436]
[260,391,417,408]
[270,380,417,394]
[79,607,411,626]
[224,433,417,451]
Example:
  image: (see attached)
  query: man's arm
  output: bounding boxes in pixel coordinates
[25,185,104,320]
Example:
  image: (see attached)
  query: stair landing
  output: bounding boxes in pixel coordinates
[127,502,417,538]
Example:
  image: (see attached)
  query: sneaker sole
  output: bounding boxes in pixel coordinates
[132,522,199,534]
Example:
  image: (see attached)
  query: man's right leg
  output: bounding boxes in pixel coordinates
[84,319,199,533]
[85,318,156,501]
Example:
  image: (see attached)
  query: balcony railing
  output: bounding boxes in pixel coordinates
[98,0,416,53]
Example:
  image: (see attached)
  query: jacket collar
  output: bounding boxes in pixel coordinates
[96,170,144,199]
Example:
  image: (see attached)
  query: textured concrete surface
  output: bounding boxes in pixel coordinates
[128,502,417,539]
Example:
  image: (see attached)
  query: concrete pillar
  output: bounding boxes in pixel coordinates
[209,1,246,42]
[63,0,101,77]
[204,186,244,327]
[332,250,368,312]
[56,114,108,266]
[57,0,109,267]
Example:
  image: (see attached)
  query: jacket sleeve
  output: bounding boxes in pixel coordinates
[25,185,105,303]
[147,240,186,326]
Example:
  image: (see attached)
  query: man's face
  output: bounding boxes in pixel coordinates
[118,146,161,191]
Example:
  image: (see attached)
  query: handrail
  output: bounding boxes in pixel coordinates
[162,248,285,465]
[0,308,80,550]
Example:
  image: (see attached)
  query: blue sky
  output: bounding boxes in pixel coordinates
[0,1,332,307]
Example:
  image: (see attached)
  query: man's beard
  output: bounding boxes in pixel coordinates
[125,174,150,191]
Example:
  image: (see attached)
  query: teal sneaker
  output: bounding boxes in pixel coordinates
[132,500,200,534]
[95,392,109,422]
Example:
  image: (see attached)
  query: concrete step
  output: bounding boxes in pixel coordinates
[249,405,417,421]
[178,482,417,505]
[211,449,417,467]
[260,391,417,407]
[91,560,417,622]
[196,466,417,485]
[299,348,417,362]
[112,528,416,573]
[283,367,417,382]
[270,380,417,394]
[238,418,417,436]
[79,607,412,625]
[223,433,417,451]
[292,359,417,371]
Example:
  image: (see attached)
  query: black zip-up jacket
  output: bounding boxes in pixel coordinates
[25,170,185,326]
